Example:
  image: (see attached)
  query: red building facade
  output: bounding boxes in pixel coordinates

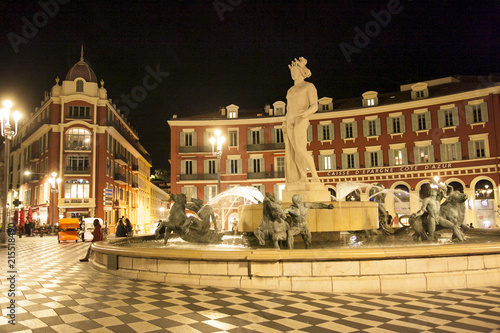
[169,76,500,229]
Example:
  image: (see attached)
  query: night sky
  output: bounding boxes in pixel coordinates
[0,0,498,170]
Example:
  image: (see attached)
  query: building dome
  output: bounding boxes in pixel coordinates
[65,55,97,83]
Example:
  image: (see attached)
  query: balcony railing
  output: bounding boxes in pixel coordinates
[179,145,213,153]
[247,171,285,179]
[131,164,139,173]
[114,173,127,184]
[107,120,152,164]
[27,174,40,182]
[180,173,218,181]
[64,167,91,175]
[30,152,41,162]
[132,182,139,189]
[113,152,128,165]
[59,198,95,208]
[23,118,50,140]
[247,143,285,151]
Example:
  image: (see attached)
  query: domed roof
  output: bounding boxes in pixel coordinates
[65,48,97,82]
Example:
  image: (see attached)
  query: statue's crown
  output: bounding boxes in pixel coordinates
[289,57,307,68]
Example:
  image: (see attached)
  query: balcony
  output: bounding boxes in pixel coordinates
[114,199,128,208]
[30,152,41,162]
[113,152,128,165]
[59,198,95,208]
[131,164,139,173]
[113,173,127,185]
[132,182,139,189]
[107,120,152,164]
[180,173,218,181]
[27,174,40,183]
[247,143,285,151]
[247,171,285,179]
[64,167,91,175]
[179,145,213,153]
[23,118,50,140]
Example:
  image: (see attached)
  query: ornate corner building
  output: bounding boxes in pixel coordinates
[169,76,500,230]
[3,55,158,234]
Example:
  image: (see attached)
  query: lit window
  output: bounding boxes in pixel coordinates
[65,128,91,151]
[65,179,90,199]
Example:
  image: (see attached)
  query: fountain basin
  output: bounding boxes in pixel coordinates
[91,231,500,293]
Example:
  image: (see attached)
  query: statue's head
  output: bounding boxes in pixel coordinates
[288,57,311,79]
[291,194,302,205]
[171,193,187,204]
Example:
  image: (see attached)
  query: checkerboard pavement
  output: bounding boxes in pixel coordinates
[1,236,499,333]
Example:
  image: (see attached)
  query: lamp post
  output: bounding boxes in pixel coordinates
[0,100,21,245]
[48,172,61,234]
[209,130,225,231]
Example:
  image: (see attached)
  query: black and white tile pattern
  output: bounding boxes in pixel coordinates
[1,236,499,332]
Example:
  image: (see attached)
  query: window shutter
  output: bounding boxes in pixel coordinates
[425,111,432,130]
[271,128,276,143]
[260,158,264,173]
[226,160,230,173]
[340,122,346,139]
[331,154,336,170]
[364,151,370,167]
[354,152,360,169]
[402,148,408,165]
[411,91,417,100]
[413,147,419,164]
[399,115,406,133]
[388,149,394,166]
[352,121,358,138]
[204,186,209,202]
[181,187,186,195]
[204,131,210,146]
[181,160,186,174]
[318,155,324,170]
[375,118,381,136]
[238,159,242,174]
[440,144,446,162]
[428,146,435,163]
[481,102,489,122]
[451,107,459,126]
[468,141,474,159]
[377,150,383,167]
[456,142,462,161]
[247,130,252,145]
[317,124,323,141]
[248,159,253,173]
[180,132,186,147]
[437,110,444,128]
[465,105,472,124]
[204,160,209,174]
[192,187,197,199]
[411,113,418,131]
[307,125,313,142]
[192,160,197,174]
[192,132,197,146]
[387,117,394,134]
[259,129,264,144]
[329,123,335,140]
[362,119,368,137]
[341,153,347,169]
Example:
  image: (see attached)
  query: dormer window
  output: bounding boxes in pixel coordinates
[76,80,84,92]
[411,82,429,100]
[228,111,237,118]
[362,91,378,107]
[226,104,239,119]
[318,97,333,111]
[273,101,286,116]
[275,107,284,116]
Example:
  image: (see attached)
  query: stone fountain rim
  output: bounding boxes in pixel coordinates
[93,234,500,262]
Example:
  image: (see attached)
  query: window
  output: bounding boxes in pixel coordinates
[228,111,237,118]
[411,111,431,132]
[183,160,194,175]
[347,154,355,168]
[318,123,334,140]
[370,152,379,167]
[367,99,375,106]
[250,130,262,145]
[275,107,285,116]
[76,80,84,92]
[229,130,238,147]
[272,128,284,143]
[438,107,459,128]
[208,160,216,174]
[393,117,401,133]
[67,106,91,119]
[467,134,489,159]
[466,102,488,125]
[65,128,91,151]
[341,121,358,139]
[363,118,380,137]
[64,179,90,199]
[473,140,485,158]
[227,158,242,174]
[65,155,90,173]
[413,145,434,163]
[318,152,335,171]
[180,131,196,147]
[441,142,461,161]
[204,185,217,202]
[249,158,264,173]
[276,156,285,176]
[184,133,194,146]
[181,186,197,200]
[410,83,429,100]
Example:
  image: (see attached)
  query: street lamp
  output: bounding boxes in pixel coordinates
[209,129,225,195]
[1,100,21,245]
[48,172,61,234]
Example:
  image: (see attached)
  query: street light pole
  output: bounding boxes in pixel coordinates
[48,172,61,234]
[0,100,21,245]
[210,129,225,231]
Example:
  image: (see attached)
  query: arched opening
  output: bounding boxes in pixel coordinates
[76,80,84,92]
[474,179,496,228]
[448,181,464,193]
[328,188,336,201]
[345,190,360,201]
[65,128,91,151]
[394,184,411,217]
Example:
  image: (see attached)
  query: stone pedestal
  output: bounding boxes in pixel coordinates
[282,182,331,203]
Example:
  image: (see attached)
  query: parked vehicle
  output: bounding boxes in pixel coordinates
[58,218,80,243]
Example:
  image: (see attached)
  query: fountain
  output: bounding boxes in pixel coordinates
[91,58,500,293]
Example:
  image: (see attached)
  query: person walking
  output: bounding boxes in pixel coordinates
[80,219,103,262]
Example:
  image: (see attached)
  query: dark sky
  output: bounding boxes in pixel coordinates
[0,0,498,170]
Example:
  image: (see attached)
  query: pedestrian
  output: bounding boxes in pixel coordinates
[125,218,134,237]
[80,219,103,262]
[386,211,393,226]
[115,219,127,237]
[469,223,474,228]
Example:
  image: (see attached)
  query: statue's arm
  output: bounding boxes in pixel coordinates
[300,84,318,118]
[306,202,333,209]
